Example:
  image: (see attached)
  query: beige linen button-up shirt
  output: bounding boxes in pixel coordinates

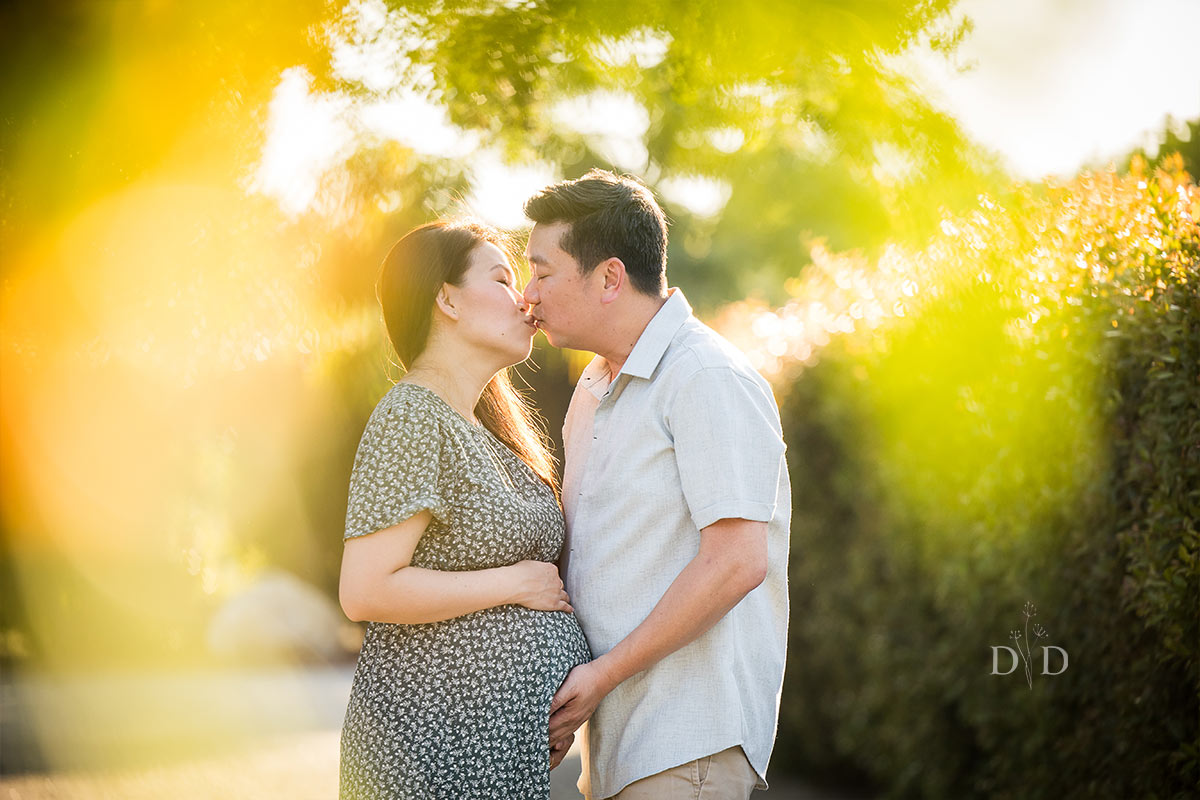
[561,289,791,799]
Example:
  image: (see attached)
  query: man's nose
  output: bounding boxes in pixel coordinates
[522,278,538,306]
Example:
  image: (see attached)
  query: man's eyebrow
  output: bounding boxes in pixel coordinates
[526,254,548,266]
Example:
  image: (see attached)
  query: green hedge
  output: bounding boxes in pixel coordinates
[720,158,1199,798]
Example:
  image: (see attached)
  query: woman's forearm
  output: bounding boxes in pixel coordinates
[342,564,518,624]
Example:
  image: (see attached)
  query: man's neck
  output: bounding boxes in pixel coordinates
[597,291,670,378]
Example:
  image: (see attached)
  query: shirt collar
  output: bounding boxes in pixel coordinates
[618,287,692,381]
[578,354,611,399]
[577,289,693,398]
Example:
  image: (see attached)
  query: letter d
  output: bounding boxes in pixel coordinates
[990,646,1020,675]
[1042,646,1068,676]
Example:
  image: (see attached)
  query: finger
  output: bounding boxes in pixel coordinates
[550,739,572,769]
[548,712,579,742]
[548,708,568,732]
[550,723,576,745]
[549,688,571,715]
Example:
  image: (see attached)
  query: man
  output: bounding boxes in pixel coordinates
[522,169,791,800]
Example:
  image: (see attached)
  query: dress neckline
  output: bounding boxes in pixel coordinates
[397,381,530,490]
[396,381,489,433]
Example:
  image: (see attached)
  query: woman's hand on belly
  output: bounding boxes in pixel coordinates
[504,560,573,613]
[340,513,571,624]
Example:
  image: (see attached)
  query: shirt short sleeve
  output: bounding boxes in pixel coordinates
[668,367,786,532]
[343,394,449,540]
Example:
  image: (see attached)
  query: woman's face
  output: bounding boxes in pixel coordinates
[446,241,536,364]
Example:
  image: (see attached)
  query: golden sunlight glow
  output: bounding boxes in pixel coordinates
[2,0,1195,791]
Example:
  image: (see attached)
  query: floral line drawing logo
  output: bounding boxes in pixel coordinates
[990,602,1068,689]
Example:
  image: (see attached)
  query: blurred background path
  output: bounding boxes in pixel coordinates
[0,666,869,799]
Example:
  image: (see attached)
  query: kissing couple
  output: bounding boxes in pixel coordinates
[338,169,790,800]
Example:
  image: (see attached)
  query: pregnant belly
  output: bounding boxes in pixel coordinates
[357,606,591,705]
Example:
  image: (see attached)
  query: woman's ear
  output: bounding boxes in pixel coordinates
[434,284,459,320]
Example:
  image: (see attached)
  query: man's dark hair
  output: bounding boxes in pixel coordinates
[524,169,668,296]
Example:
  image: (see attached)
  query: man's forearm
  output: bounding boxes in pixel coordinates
[591,527,766,691]
[546,519,768,745]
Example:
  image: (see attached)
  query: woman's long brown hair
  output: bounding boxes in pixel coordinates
[377,220,558,493]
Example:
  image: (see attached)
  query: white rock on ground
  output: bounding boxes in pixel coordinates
[207,570,353,664]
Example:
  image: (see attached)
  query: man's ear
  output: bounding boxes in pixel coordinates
[434,284,459,320]
[598,257,626,304]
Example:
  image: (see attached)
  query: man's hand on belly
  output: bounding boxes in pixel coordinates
[548,660,618,745]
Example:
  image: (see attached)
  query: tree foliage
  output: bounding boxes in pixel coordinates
[717,157,1199,798]
[311,0,998,309]
[1117,115,1199,180]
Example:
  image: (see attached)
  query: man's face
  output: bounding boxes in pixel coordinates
[523,221,602,351]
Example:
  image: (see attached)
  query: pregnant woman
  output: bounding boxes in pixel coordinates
[338,220,590,799]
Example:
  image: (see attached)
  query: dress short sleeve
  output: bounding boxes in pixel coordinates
[668,367,786,532]
[344,392,449,540]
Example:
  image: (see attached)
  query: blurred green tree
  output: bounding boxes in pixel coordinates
[1117,115,1199,178]
[716,158,1200,798]
[307,0,1001,311]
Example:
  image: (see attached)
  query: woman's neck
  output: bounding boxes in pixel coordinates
[403,347,499,425]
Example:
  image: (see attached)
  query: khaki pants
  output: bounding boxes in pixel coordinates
[594,746,759,800]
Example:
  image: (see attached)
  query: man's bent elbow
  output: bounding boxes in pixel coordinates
[722,553,767,598]
[741,557,768,594]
